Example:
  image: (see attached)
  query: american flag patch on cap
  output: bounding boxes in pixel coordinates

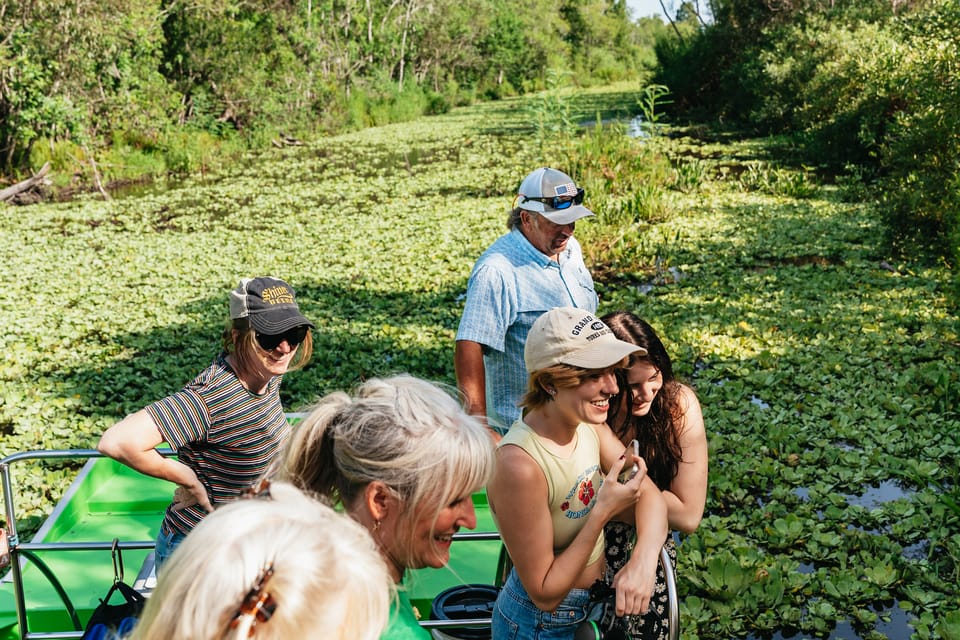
[555,182,577,196]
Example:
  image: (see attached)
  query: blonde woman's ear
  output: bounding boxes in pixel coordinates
[363,481,393,522]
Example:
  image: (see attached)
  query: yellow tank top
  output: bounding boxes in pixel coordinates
[499,420,605,565]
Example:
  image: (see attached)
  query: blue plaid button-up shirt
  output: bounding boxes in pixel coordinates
[456,229,597,432]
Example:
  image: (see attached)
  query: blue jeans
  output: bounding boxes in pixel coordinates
[492,569,600,640]
[154,527,186,571]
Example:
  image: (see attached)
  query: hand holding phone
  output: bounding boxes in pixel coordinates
[618,439,640,483]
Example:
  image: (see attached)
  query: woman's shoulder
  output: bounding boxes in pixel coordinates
[675,383,701,410]
[579,421,602,445]
[494,433,551,492]
[676,382,699,403]
[190,353,231,380]
[497,436,544,474]
[380,590,431,640]
[674,383,705,436]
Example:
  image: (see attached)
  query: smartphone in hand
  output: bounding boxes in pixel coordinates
[618,439,640,483]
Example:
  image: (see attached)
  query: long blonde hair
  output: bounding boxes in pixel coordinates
[274,374,494,571]
[129,483,391,640]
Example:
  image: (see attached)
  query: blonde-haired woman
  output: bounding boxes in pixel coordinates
[273,374,495,640]
[129,482,392,640]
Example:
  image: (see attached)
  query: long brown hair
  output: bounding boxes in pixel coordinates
[601,311,684,491]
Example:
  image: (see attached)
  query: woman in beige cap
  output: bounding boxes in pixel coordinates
[487,307,667,640]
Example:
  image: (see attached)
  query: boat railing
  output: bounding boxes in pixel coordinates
[1,448,178,640]
[1,448,679,640]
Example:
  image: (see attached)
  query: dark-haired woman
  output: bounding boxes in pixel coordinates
[98,277,314,567]
[599,311,708,640]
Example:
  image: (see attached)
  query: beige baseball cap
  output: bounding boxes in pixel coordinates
[524,307,646,372]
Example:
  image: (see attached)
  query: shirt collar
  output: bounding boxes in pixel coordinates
[510,228,564,267]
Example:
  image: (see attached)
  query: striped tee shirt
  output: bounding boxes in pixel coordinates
[146,353,290,536]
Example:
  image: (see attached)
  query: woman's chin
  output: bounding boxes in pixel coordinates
[424,549,451,569]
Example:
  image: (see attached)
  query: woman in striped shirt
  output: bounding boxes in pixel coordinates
[97,276,314,567]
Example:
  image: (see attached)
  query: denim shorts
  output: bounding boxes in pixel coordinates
[492,569,601,640]
[154,527,186,571]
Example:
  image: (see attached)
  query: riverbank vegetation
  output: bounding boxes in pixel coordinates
[0,0,676,187]
[658,0,960,292]
[4,0,957,290]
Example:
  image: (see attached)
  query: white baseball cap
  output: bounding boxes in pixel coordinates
[517,167,595,225]
[525,307,646,372]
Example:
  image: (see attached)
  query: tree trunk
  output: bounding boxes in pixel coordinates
[398,0,417,91]
[0,162,52,203]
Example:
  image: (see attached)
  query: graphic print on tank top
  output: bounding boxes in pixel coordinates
[559,464,599,520]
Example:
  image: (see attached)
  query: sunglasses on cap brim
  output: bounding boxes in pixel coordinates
[520,188,585,211]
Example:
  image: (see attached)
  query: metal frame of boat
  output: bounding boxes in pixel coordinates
[1,447,678,640]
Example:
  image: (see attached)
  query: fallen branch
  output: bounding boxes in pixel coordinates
[0,162,52,203]
[272,132,303,148]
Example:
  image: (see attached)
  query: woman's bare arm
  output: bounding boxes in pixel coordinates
[489,443,640,612]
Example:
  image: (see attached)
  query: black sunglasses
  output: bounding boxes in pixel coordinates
[255,325,309,351]
[521,187,585,211]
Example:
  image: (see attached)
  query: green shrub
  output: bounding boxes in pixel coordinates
[857,0,960,282]
[97,141,166,184]
[654,24,758,123]
[753,17,904,169]
[673,158,707,193]
[389,84,430,124]
[425,90,451,116]
[556,100,676,272]
[345,78,433,129]
[481,79,517,102]
[27,138,84,187]
[525,69,579,143]
[346,89,372,130]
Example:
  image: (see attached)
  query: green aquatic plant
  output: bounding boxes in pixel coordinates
[635,83,671,138]
[524,69,578,151]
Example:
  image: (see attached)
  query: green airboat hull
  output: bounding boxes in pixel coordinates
[0,454,503,639]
